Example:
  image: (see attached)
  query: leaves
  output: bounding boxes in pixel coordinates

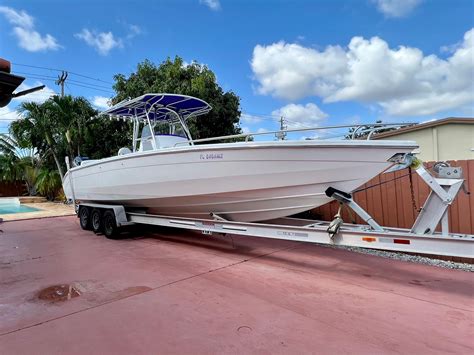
[0,134,39,195]
[35,168,61,200]
[10,95,129,179]
[112,56,242,140]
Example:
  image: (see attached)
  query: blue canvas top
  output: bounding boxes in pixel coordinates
[101,93,212,121]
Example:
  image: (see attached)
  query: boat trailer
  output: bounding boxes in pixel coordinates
[75,161,474,259]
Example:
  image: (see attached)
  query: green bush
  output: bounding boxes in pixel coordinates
[35,168,62,200]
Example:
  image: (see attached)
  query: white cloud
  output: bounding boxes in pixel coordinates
[0,6,33,27]
[372,0,422,18]
[271,103,328,128]
[200,0,221,11]
[0,106,21,122]
[92,96,111,110]
[127,24,142,39]
[75,29,123,56]
[13,27,61,52]
[257,127,268,133]
[0,6,60,52]
[252,41,347,101]
[241,126,250,134]
[240,113,263,124]
[251,28,474,116]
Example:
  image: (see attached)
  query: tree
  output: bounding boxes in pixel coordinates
[35,167,61,200]
[12,95,130,180]
[0,134,39,195]
[47,95,96,159]
[80,118,131,159]
[13,101,66,179]
[112,57,242,140]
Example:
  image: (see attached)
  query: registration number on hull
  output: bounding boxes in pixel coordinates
[200,153,224,160]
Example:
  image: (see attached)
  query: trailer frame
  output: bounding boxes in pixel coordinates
[75,203,474,259]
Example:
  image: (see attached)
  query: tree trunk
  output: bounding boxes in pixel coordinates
[45,133,64,180]
[65,129,75,167]
[51,150,64,181]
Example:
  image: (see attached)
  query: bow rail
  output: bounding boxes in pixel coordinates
[175,122,416,146]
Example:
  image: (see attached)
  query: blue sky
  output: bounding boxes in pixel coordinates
[1,0,473,139]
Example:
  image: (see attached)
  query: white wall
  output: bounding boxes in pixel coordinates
[378,123,474,161]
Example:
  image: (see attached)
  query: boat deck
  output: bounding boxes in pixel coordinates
[1,216,473,354]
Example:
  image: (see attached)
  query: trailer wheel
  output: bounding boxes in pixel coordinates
[79,206,91,230]
[91,209,102,233]
[103,210,120,239]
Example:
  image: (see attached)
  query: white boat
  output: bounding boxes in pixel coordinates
[63,94,417,222]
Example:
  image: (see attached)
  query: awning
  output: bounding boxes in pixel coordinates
[100,93,212,121]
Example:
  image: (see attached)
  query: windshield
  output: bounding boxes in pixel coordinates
[141,120,188,140]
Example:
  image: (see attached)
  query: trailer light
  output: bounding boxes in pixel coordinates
[394,239,410,245]
[362,237,377,242]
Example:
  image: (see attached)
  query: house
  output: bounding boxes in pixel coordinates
[372,117,474,161]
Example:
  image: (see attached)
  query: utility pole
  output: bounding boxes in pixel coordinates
[56,71,68,97]
[275,116,287,141]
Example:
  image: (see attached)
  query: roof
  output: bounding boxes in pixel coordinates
[100,93,212,121]
[372,117,474,139]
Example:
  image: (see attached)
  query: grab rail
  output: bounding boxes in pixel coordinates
[174,122,415,147]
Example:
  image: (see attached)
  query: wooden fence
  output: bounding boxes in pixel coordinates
[313,160,474,235]
[0,181,26,197]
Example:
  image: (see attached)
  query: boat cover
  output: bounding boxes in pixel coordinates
[101,93,212,121]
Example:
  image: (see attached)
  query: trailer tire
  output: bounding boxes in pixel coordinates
[103,210,120,239]
[91,209,102,233]
[79,206,91,230]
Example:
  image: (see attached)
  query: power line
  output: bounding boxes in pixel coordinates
[67,82,114,94]
[13,70,114,92]
[67,78,112,90]
[0,111,17,117]
[11,62,63,72]
[21,76,56,83]
[242,112,314,129]
[15,71,57,79]
[12,62,114,85]
[68,71,114,85]
[65,82,73,96]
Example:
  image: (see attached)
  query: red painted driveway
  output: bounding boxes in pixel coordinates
[1,216,473,354]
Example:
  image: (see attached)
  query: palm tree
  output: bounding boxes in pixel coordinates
[35,167,61,200]
[0,134,39,195]
[14,96,98,174]
[48,95,95,161]
[14,101,65,180]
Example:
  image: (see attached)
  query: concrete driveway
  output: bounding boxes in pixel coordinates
[1,216,473,354]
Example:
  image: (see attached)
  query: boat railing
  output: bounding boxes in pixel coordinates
[174,122,415,147]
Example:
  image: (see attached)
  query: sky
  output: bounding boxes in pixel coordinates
[0,0,473,139]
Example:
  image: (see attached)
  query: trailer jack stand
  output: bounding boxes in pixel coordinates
[327,203,344,239]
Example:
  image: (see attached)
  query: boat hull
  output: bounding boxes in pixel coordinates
[63,140,416,222]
